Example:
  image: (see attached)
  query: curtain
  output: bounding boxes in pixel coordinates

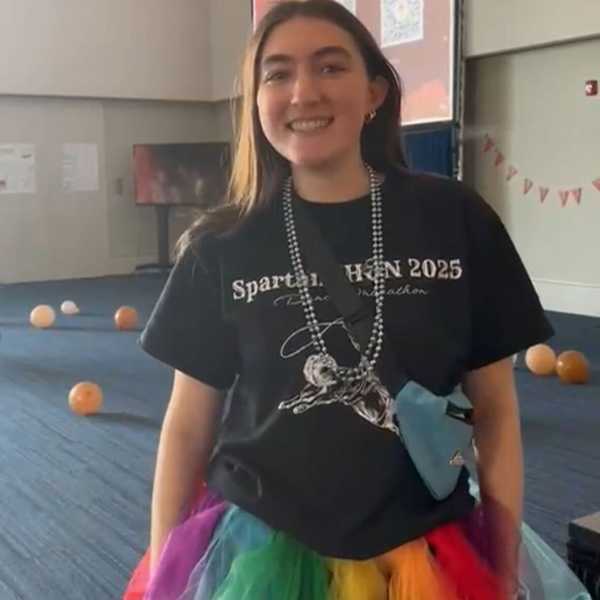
[403,126,456,178]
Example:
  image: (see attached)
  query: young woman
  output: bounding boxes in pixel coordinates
[123,2,590,598]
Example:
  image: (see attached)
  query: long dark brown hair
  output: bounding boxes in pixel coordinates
[176,0,407,258]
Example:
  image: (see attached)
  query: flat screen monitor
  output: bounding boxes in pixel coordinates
[133,142,230,207]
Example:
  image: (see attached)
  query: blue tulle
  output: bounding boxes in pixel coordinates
[518,523,591,600]
[179,506,272,600]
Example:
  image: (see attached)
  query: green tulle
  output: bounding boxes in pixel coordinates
[211,531,330,600]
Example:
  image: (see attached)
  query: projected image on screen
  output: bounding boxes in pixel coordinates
[336,0,356,13]
[252,0,456,126]
[133,143,230,207]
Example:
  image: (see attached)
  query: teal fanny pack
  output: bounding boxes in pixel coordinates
[394,381,473,500]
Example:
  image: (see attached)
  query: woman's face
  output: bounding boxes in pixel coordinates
[256,17,387,172]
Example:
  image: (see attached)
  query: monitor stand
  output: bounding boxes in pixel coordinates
[135,205,174,273]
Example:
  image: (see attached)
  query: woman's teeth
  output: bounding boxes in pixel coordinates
[289,118,333,132]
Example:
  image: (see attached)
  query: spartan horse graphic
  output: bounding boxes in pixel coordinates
[278,367,400,436]
[278,323,400,437]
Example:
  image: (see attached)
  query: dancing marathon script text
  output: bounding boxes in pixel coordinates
[232,257,463,304]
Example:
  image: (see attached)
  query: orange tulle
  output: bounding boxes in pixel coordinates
[377,537,461,600]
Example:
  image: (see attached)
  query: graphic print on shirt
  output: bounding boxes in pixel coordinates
[231,257,463,305]
[278,318,400,436]
[231,255,464,437]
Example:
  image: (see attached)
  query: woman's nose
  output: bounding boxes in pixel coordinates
[290,71,321,106]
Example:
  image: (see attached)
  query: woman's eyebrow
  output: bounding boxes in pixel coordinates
[261,45,352,70]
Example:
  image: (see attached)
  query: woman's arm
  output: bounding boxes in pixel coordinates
[150,370,224,572]
[462,357,523,593]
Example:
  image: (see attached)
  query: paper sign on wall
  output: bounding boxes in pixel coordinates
[0,144,36,194]
[62,143,99,192]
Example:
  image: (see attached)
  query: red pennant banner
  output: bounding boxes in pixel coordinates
[482,136,592,205]
[506,165,519,181]
[483,135,495,153]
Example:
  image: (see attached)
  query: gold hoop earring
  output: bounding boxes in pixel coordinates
[365,110,377,124]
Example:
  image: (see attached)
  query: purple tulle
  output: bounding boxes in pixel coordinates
[144,490,227,600]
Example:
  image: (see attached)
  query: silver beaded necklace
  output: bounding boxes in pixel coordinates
[282,165,386,387]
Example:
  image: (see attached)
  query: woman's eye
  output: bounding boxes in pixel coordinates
[321,64,345,75]
[264,70,289,83]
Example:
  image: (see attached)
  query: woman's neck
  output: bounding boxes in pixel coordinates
[291,159,370,204]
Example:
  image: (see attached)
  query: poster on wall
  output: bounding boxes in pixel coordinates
[0,144,36,194]
[252,0,456,126]
[62,143,99,192]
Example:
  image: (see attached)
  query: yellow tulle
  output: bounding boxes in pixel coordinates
[329,557,387,600]
[329,537,460,600]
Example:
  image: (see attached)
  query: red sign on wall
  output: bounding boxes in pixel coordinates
[585,80,598,96]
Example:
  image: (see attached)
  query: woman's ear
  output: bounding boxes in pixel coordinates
[368,75,390,112]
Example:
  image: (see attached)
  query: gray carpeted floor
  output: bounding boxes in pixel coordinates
[0,275,598,599]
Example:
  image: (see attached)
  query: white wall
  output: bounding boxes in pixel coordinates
[0,97,223,283]
[3,1,598,99]
[464,0,600,57]
[463,38,600,317]
[0,97,108,283]
[210,0,253,101]
[0,0,212,101]
[103,100,228,274]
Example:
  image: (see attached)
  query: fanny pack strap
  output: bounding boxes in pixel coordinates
[292,197,472,423]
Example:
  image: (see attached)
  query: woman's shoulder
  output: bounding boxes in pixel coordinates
[385,167,498,225]
[186,202,278,266]
[386,167,482,203]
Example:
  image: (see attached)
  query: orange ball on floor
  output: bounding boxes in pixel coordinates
[556,351,590,384]
[115,306,139,330]
[30,305,56,329]
[525,344,556,376]
[69,382,103,415]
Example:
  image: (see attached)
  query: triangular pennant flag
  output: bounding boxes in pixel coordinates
[539,186,549,203]
[494,151,505,167]
[593,178,600,192]
[483,135,495,153]
[523,179,534,195]
[559,189,570,207]
[506,165,519,181]
[571,188,582,204]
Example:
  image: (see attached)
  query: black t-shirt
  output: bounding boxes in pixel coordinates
[140,168,553,559]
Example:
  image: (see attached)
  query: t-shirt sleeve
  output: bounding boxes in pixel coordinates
[139,242,238,389]
[464,189,554,370]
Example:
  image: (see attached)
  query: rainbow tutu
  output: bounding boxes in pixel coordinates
[123,487,591,600]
